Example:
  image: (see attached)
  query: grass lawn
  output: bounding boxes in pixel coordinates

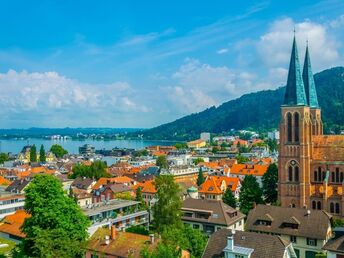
[0,237,16,256]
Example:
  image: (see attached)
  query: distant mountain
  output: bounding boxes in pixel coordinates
[139,67,344,141]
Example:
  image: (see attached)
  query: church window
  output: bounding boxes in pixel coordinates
[287,113,292,142]
[341,172,344,183]
[314,171,317,182]
[336,169,340,183]
[317,201,321,210]
[323,171,326,180]
[332,172,335,183]
[294,166,299,182]
[294,113,300,142]
[312,201,316,210]
[336,203,340,214]
[288,166,293,182]
[318,167,322,181]
[330,203,335,213]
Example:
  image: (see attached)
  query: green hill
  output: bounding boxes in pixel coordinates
[139,67,344,141]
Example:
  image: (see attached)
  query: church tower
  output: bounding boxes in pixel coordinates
[278,36,313,208]
[302,44,323,135]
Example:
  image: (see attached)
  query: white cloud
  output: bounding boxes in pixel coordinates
[217,48,228,54]
[0,70,150,127]
[257,18,341,71]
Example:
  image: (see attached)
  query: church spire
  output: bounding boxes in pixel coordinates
[283,36,308,106]
[302,44,319,108]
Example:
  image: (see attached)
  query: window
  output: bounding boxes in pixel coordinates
[317,201,321,210]
[193,224,200,229]
[294,113,300,142]
[290,235,297,243]
[341,172,344,183]
[287,113,292,142]
[336,168,340,183]
[312,201,316,210]
[336,203,340,214]
[235,255,244,258]
[307,238,317,246]
[332,172,335,183]
[288,166,293,181]
[314,171,317,182]
[294,166,299,182]
[318,167,322,182]
[330,202,335,213]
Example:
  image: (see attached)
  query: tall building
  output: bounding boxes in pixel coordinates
[278,36,344,216]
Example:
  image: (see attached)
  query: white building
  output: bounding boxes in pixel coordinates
[267,130,280,141]
[0,194,25,219]
[200,132,211,142]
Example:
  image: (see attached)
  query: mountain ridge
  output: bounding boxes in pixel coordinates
[139,67,344,141]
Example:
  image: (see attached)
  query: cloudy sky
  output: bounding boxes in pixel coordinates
[0,0,343,128]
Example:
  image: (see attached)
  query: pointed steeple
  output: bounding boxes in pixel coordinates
[283,36,308,106]
[302,44,319,108]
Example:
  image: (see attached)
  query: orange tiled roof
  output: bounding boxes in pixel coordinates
[233,139,248,146]
[0,176,10,186]
[0,210,30,238]
[198,162,222,170]
[312,135,344,161]
[92,176,135,190]
[214,176,240,192]
[230,164,268,176]
[139,180,156,194]
[199,177,223,194]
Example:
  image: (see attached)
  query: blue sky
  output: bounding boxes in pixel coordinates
[0,0,343,128]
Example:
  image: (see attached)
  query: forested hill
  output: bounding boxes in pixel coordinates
[140,67,344,141]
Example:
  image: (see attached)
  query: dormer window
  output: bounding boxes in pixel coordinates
[281,222,299,229]
[256,220,271,226]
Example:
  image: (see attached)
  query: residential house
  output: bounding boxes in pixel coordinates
[246,204,332,258]
[82,199,149,236]
[92,183,133,203]
[227,164,268,186]
[71,188,92,208]
[187,139,206,149]
[203,228,296,258]
[86,226,158,258]
[198,176,241,200]
[322,228,344,258]
[6,178,31,194]
[136,180,157,207]
[182,198,245,235]
[161,165,198,177]
[0,209,30,243]
[0,194,25,219]
[71,177,95,193]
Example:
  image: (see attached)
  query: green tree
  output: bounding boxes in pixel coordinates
[70,160,109,180]
[0,153,9,164]
[236,154,249,164]
[262,163,278,204]
[30,144,37,162]
[239,175,263,215]
[50,144,68,158]
[39,144,46,163]
[152,175,182,233]
[141,242,181,258]
[156,155,168,169]
[222,188,236,208]
[136,187,148,210]
[174,142,187,149]
[20,174,90,257]
[125,225,149,236]
[196,168,205,186]
[266,138,278,152]
[193,157,204,165]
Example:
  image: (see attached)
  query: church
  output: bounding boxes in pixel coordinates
[278,36,344,216]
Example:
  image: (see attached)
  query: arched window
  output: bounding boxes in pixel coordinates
[323,171,326,181]
[341,172,344,183]
[332,172,335,183]
[294,166,299,182]
[294,113,300,142]
[287,113,292,142]
[288,166,293,182]
[336,168,340,183]
[312,201,316,210]
[317,201,321,210]
[330,203,335,213]
[318,167,322,182]
[314,171,317,182]
[336,203,340,214]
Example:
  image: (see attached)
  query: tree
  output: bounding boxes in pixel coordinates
[152,175,182,233]
[239,175,263,215]
[262,163,278,204]
[236,154,249,164]
[135,187,148,210]
[266,138,278,152]
[50,144,68,158]
[156,155,168,169]
[196,168,205,186]
[193,157,204,165]
[30,145,37,162]
[174,142,187,149]
[0,153,9,164]
[70,160,110,180]
[222,188,236,208]
[141,242,181,258]
[126,225,149,236]
[39,144,46,163]
[20,174,90,257]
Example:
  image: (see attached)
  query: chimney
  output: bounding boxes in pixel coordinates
[149,234,155,244]
[227,229,235,251]
[111,225,116,240]
[105,235,110,245]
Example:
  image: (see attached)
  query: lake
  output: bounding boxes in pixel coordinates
[0,139,177,155]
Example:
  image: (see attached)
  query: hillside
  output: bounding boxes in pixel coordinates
[138,67,344,141]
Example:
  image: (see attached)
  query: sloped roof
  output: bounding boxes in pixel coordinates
[203,229,290,258]
[303,45,319,108]
[0,210,30,238]
[246,204,331,239]
[199,177,222,194]
[182,198,245,227]
[230,164,268,176]
[323,235,344,254]
[312,135,344,161]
